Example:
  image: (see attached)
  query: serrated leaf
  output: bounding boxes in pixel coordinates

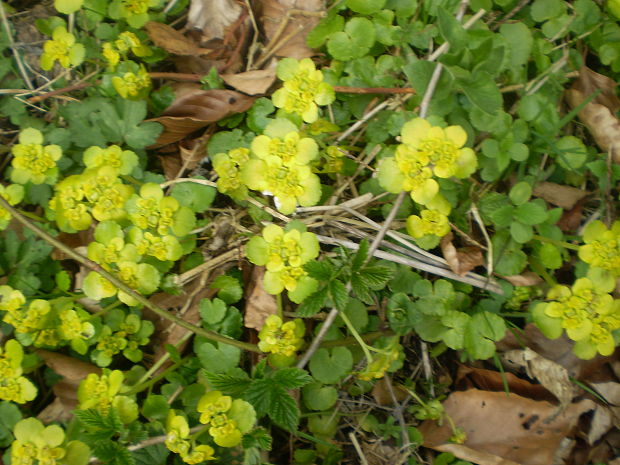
[272,368,313,390]
[358,265,394,289]
[242,427,272,451]
[296,285,329,317]
[510,221,533,244]
[304,260,335,280]
[351,239,369,271]
[328,280,349,311]
[244,379,300,432]
[132,443,169,465]
[203,370,251,397]
[209,275,243,304]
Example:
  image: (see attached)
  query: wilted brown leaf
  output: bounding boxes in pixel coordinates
[501,272,544,287]
[440,233,485,276]
[258,0,324,59]
[566,66,620,163]
[244,266,278,330]
[145,22,212,56]
[420,389,595,465]
[371,377,408,406]
[36,349,100,422]
[149,89,254,146]
[533,181,589,210]
[221,68,277,95]
[503,347,576,411]
[188,0,243,40]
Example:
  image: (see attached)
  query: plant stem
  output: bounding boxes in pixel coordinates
[532,234,581,251]
[0,196,260,353]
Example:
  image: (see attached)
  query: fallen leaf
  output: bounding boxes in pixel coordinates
[503,347,576,412]
[566,66,620,163]
[221,68,277,95]
[36,349,101,422]
[532,181,589,210]
[188,0,243,40]
[370,377,408,406]
[258,0,325,59]
[420,389,595,465]
[149,89,254,146]
[440,233,485,276]
[145,22,212,56]
[501,272,544,287]
[244,266,278,330]
[557,199,586,233]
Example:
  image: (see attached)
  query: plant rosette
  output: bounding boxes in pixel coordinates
[10,128,62,185]
[245,223,319,303]
[532,277,620,359]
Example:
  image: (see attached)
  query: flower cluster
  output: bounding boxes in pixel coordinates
[378,118,477,247]
[271,58,335,123]
[0,288,94,353]
[11,418,65,465]
[77,370,138,423]
[111,62,152,100]
[0,339,37,404]
[108,0,162,28]
[532,277,620,359]
[10,128,62,185]
[101,31,151,70]
[578,220,620,278]
[40,26,85,71]
[197,391,256,447]
[0,183,24,230]
[246,223,319,303]
[165,412,215,463]
[90,309,154,366]
[357,338,404,381]
[258,314,305,366]
[83,145,139,175]
[49,165,134,232]
[211,148,250,200]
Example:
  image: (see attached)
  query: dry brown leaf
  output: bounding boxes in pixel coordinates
[221,68,277,95]
[566,66,620,163]
[533,181,589,210]
[149,89,254,146]
[440,233,485,276]
[420,389,595,465]
[258,0,324,59]
[503,347,576,411]
[500,272,544,287]
[370,377,408,406]
[188,0,243,40]
[145,22,212,56]
[36,349,100,422]
[244,266,278,330]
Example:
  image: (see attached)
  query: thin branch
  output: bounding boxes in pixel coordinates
[0,197,260,353]
[0,2,33,90]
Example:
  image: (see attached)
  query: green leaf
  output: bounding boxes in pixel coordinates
[328,280,349,311]
[203,370,251,397]
[530,0,566,22]
[351,239,369,271]
[437,6,466,53]
[492,231,527,276]
[309,347,353,384]
[296,285,329,317]
[244,378,300,432]
[358,264,394,289]
[463,312,506,360]
[141,395,169,421]
[307,12,344,48]
[207,129,253,155]
[210,275,243,304]
[195,340,241,373]
[508,143,529,162]
[499,22,533,69]
[458,70,502,115]
[247,98,275,133]
[64,440,92,465]
[554,135,587,171]
[538,243,563,269]
[327,17,376,61]
[131,443,169,465]
[488,205,514,228]
[346,0,386,15]
[302,383,338,411]
[509,182,532,206]
[513,202,548,225]
[304,260,335,281]
[272,367,313,390]
[199,298,227,325]
[340,298,369,332]
[55,0,83,14]
[170,180,216,213]
[510,221,533,244]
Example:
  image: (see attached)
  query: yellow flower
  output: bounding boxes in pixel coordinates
[40,26,84,71]
[11,128,62,185]
[111,64,151,100]
[212,148,250,200]
[406,209,451,239]
[272,58,335,123]
[102,43,120,70]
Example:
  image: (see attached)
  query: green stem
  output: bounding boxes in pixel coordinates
[88,300,123,320]
[125,358,183,396]
[319,330,394,348]
[338,311,374,363]
[0,197,260,353]
[276,293,283,319]
[17,209,47,223]
[532,234,580,251]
